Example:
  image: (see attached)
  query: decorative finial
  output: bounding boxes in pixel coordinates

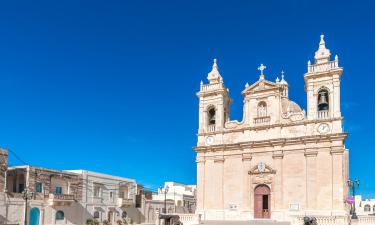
[200,80,203,85]
[245,82,249,88]
[207,58,223,84]
[258,64,267,75]
[212,58,218,69]
[276,77,280,83]
[320,34,325,46]
[308,60,311,65]
[335,54,338,61]
[280,70,288,85]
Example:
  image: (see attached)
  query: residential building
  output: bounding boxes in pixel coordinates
[2,164,83,225]
[152,182,196,213]
[66,170,138,224]
[355,195,375,216]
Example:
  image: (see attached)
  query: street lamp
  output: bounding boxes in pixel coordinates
[347,179,360,219]
[162,186,169,214]
[22,188,34,225]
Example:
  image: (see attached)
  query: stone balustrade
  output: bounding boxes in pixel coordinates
[357,216,375,225]
[178,213,201,225]
[207,124,216,132]
[200,83,224,92]
[318,110,329,119]
[45,193,75,201]
[292,215,349,225]
[254,116,271,125]
[308,60,339,73]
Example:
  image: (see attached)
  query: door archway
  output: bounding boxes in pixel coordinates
[30,208,40,225]
[254,185,271,219]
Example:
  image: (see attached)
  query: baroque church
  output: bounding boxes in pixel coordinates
[194,35,349,221]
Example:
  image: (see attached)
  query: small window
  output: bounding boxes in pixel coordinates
[56,210,64,220]
[364,204,371,212]
[55,187,62,194]
[110,191,113,201]
[94,184,101,197]
[36,183,43,193]
[257,101,267,117]
[93,211,100,219]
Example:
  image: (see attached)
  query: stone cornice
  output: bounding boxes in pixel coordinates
[198,117,343,136]
[194,133,348,153]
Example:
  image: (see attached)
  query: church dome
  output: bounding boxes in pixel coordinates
[281,98,303,114]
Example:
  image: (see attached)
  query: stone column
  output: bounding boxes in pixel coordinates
[241,153,252,212]
[331,147,345,210]
[305,149,318,210]
[196,156,205,213]
[333,75,341,118]
[272,151,284,210]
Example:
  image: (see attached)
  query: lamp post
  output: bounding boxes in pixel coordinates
[162,186,169,214]
[347,179,360,219]
[22,188,34,225]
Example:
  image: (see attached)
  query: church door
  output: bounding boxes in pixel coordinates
[254,185,271,219]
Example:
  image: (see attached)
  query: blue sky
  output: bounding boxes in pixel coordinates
[0,0,374,196]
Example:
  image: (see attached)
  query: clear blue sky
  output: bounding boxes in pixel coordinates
[0,0,374,196]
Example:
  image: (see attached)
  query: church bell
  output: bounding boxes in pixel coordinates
[318,93,329,111]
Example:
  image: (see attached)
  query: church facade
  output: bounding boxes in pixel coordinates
[194,35,349,222]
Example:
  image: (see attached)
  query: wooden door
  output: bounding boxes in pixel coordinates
[254,185,271,219]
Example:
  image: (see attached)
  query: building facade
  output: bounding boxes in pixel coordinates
[152,182,196,213]
[355,195,375,216]
[195,35,349,221]
[3,165,83,225]
[66,170,138,224]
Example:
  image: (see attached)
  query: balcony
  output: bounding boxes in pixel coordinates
[45,193,75,206]
[117,198,134,208]
[254,116,271,125]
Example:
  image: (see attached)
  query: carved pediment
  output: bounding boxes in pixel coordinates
[242,80,278,95]
[248,162,276,175]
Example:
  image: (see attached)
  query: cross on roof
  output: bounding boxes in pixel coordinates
[258,64,266,75]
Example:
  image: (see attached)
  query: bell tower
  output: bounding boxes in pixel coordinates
[196,59,230,134]
[304,35,343,120]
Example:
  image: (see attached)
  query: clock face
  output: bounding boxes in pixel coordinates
[318,123,330,134]
[205,136,214,145]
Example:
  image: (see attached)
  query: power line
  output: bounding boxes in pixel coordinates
[8,148,28,165]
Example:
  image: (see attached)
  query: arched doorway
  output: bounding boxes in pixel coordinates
[254,185,271,219]
[30,208,40,225]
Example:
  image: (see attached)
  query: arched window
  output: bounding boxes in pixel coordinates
[317,89,329,111]
[208,107,216,125]
[364,204,371,212]
[257,102,267,117]
[93,211,100,219]
[56,211,64,220]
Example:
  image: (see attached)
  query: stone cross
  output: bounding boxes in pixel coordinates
[258,64,266,75]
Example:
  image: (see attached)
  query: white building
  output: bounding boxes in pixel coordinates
[355,195,375,216]
[152,182,196,213]
[66,170,140,224]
